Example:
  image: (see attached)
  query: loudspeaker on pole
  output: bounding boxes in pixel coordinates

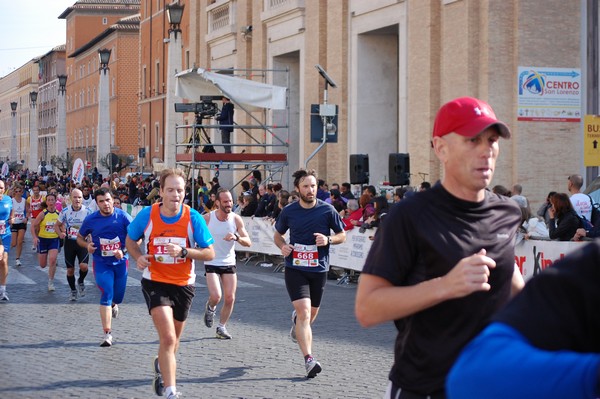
[349,154,369,184]
[389,153,410,186]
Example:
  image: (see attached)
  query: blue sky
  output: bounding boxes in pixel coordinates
[0,0,75,77]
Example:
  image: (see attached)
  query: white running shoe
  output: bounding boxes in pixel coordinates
[69,290,78,301]
[48,280,55,292]
[100,332,113,347]
[216,326,232,339]
[204,301,215,328]
[112,303,119,318]
[305,357,322,378]
[15,259,21,267]
[0,291,8,301]
[77,282,86,297]
[152,356,164,396]
[290,310,297,343]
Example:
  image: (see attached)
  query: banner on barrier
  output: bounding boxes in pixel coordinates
[119,210,586,278]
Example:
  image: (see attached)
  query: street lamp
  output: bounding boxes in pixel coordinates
[58,74,67,95]
[98,48,111,73]
[10,101,17,117]
[30,91,38,107]
[166,2,184,39]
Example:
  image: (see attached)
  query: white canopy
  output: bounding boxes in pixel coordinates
[175,68,287,110]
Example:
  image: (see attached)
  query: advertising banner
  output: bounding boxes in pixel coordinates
[584,115,600,166]
[72,158,85,184]
[517,67,581,122]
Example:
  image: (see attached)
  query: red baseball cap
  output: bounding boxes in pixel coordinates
[432,97,511,139]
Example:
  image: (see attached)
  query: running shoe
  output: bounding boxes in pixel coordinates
[305,357,322,379]
[290,310,297,343]
[0,291,8,301]
[152,356,164,396]
[216,326,232,339]
[78,282,86,297]
[203,301,215,328]
[69,290,78,301]
[15,259,21,267]
[48,280,55,292]
[166,392,181,399]
[100,332,113,347]
[112,303,119,318]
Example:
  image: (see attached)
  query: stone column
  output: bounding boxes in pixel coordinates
[164,30,183,168]
[97,68,111,177]
[10,111,17,163]
[29,103,39,171]
[56,87,67,164]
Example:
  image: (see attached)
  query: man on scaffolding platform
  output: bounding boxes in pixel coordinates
[216,96,234,153]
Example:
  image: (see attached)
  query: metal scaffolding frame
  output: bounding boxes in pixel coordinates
[174,68,290,204]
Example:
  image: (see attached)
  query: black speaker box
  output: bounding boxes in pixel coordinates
[349,154,369,184]
[389,153,410,186]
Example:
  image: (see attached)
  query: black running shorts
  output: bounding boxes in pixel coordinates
[204,264,237,275]
[141,278,195,322]
[63,239,89,268]
[284,267,327,307]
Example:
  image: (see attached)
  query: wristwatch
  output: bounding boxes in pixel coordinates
[234,232,240,241]
[180,248,188,258]
[327,236,333,244]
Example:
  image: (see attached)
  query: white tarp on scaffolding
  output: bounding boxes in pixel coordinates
[175,68,287,110]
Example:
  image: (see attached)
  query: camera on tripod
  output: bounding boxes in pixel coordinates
[174,99,218,118]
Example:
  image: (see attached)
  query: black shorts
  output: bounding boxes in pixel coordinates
[11,223,27,232]
[284,267,328,307]
[63,239,89,268]
[141,278,195,322]
[205,264,237,275]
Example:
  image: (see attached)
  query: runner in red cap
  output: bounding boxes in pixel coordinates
[356,96,523,399]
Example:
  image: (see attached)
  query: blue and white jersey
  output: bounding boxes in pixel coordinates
[58,205,94,240]
[0,195,12,238]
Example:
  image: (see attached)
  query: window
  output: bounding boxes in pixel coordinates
[102,17,108,25]
[112,78,116,97]
[142,66,147,98]
[111,122,115,147]
[154,123,160,152]
[155,61,160,95]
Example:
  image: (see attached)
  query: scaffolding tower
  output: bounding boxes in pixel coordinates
[174,68,290,202]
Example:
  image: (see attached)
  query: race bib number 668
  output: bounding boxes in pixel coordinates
[292,243,319,267]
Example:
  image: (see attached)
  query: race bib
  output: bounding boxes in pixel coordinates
[0,220,5,235]
[152,237,187,264]
[14,212,25,224]
[100,237,121,257]
[292,243,319,267]
[44,221,56,233]
[68,226,80,240]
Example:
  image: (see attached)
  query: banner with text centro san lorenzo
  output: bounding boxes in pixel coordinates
[517,67,581,122]
[72,158,85,184]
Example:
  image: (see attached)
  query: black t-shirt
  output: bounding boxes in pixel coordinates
[362,182,521,394]
[494,240,600,353]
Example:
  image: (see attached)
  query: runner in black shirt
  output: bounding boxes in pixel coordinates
[356,97,523,399]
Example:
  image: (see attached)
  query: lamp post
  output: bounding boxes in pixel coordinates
[10,101,18,164]
[56,74,68,170]
[166,3,184,39]
[97,48,112,176]
[164,2,185,168]
[29,91,39,171]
